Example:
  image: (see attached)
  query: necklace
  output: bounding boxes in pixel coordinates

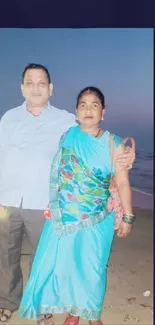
[95,128,101,138]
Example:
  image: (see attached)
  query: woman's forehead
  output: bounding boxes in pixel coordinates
[79,92,100,102]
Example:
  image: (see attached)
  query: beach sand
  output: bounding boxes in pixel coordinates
[9,191,153,325]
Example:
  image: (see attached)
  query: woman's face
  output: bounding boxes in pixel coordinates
[76,91,104,128]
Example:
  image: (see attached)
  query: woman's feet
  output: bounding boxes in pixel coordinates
[63,315,103,325]
[0,309,12,322]
[64,314,80,325]
[89,321,103,325]
[37,314,103,325]
[37,314,54,325]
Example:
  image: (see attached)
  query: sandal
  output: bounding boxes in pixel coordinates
[64,314,80,325]
[37,314,54,325]
[0,309,12,322]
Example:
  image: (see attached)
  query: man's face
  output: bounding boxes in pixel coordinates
[21,69,53,107]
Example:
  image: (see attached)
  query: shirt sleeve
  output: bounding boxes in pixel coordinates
[111,134,123,175]
[0,115,8,170]
[112,134,123,151]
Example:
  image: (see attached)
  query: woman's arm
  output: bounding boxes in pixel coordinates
[113,143,133,237]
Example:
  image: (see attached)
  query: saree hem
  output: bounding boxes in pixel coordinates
[20,305,102,321]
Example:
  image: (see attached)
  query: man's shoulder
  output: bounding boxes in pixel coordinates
[1,103,24,123]
[50,105,75,118]
[49,105,76,127]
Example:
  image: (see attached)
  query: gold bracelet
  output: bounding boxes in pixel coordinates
[123,213,135,217]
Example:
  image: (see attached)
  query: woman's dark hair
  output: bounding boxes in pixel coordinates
[76,86,105,109]
[22,63,51,84]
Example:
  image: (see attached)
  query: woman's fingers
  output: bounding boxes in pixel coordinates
[117,222,132,237]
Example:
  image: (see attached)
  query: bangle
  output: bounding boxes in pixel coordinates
[123,213,135,217]
[122,214,135,224]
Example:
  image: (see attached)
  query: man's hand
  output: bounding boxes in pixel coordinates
[116,146,135,170]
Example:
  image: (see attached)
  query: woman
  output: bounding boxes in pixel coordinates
[19,87,135,325]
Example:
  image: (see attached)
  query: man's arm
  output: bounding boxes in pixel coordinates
[0,114,9,171]
[0,120,5,169]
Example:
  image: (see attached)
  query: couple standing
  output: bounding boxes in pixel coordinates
[0,63,135,324]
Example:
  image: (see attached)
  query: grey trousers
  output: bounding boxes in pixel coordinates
[0,204,45,311]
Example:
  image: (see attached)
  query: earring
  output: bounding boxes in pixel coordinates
[101,117,104,120]
[75,116,78,121]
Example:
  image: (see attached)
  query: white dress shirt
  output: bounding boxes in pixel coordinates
[0,101,76,209]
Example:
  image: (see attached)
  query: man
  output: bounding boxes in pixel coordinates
[0,63,135,323]
[0,63,77,322]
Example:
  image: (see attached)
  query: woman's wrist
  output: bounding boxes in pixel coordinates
[123,212,134,217]
[122,213,135,224]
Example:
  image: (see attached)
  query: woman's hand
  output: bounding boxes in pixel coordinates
[117,221,132,237]
[116,146,135,170]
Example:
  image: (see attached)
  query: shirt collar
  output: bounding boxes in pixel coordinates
[22,101,51,115]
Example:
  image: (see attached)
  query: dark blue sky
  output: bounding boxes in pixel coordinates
[0,28,153,151]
